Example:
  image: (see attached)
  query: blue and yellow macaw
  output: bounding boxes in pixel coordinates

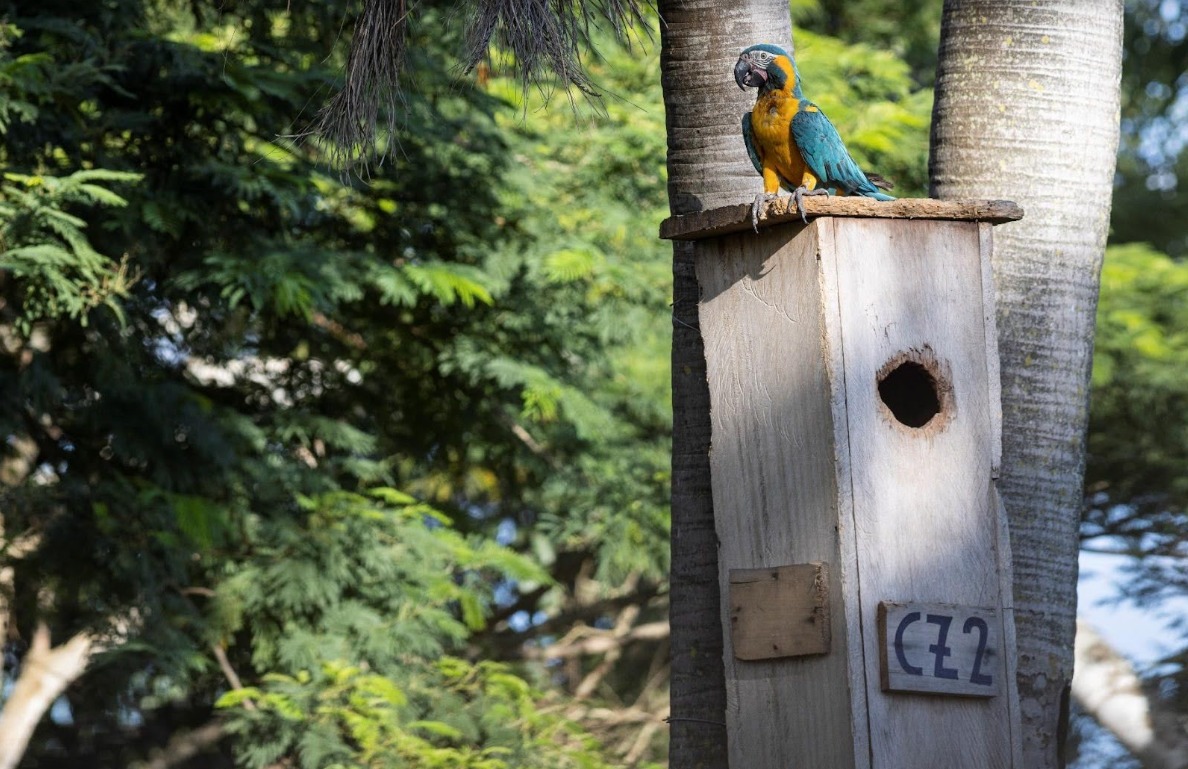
[734,43,893,226]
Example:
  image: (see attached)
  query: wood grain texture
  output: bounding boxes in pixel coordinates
[697,217,1020,768]
[993,485,1026,769]
[730,563,830,661]
[696,223,862,769]
[817,219,873,768]
[823,217,1017,767]
[978,223,1003,480]
[661,197,1023,241]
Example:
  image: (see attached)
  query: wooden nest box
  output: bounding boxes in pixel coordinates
[662,196,1026,769]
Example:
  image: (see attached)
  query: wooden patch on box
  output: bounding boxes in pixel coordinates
[729,562,830,661]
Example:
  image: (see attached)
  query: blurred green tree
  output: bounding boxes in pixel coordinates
[0,1,965,767]
[1080,3,1188,745]
[0,1,668,765]
[1110,0,1188,257]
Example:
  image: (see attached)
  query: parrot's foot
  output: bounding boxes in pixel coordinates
[791,185,829,224]
[751,192,780,232]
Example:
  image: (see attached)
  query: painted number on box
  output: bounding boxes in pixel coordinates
[877,602,1000,697]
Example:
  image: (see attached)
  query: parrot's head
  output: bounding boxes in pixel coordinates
[734,44,802,97]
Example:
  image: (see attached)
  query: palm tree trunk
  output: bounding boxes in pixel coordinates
[929,2,1123,765]
[659,2,791,766]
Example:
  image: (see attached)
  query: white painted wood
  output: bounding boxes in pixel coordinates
[826,217,1017,768]
[818,218,874,769]
[994,485,1026,769]
[696,214,1020,768]
[696,223,862,769]
[979,223,1003,480]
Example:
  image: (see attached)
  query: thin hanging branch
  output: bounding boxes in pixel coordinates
[310,0,410,166]
[463,0,651,97]
[467,0,594,96]
[312,0,650,166]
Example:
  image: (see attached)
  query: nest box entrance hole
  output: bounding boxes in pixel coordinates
[876,349,952,430]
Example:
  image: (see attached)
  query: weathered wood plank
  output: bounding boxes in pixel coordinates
[817,219,873,768]
[695,224,862,769]
[993,485,1026,769]
[822,217,1016,767]
[730,563,831,661]
[876,601,1001,698]
[979,223,1003,480]
[660,197,1023,241]
[695,216,1020,768]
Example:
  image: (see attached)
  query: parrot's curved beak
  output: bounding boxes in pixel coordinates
[734,55,767,89]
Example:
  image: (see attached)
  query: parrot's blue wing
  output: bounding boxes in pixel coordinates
[791,103,893,200]
[741,113,763,176]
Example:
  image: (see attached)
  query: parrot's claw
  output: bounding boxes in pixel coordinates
[790,185,829,224]
[751,192,779,232]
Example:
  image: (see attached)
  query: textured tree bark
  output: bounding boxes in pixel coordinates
[659,2,791,766]
[929,2,1123,766]
[1073,620,1188,769]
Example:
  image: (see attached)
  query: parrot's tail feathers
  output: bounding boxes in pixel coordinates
[868,191,895,202]
[865,172,895,191]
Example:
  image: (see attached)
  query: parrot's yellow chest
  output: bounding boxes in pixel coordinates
[750,90,812,193]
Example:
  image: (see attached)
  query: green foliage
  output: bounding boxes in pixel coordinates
[0,169,139,330]
[1110,0,1188,255]
[220,658,612,769]
[1084,244,1188,596]
[480,28,674,581]
[0,1,945,767]
[0,2,669,766]
[215,490,549,672]
[793,0,942,87]
[212,492,608,769]
[1082,244,1188,749]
